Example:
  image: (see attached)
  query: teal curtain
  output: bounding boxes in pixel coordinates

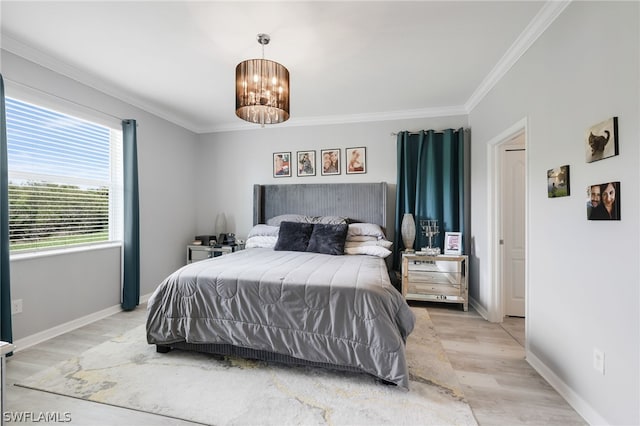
[121,119,140,310]
[0,75,12,343]
[393,128,468,270]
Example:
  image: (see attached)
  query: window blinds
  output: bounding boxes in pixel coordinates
[5,97,123,252]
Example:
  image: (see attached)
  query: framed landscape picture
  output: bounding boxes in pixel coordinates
[547,165,570,198]
[297,150,316,177]
[272,152,291,177]
[321,149,341,175]
[346,147,366,174]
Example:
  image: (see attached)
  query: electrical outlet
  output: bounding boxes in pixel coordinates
[11,299,23,314]
[593,348,605,375]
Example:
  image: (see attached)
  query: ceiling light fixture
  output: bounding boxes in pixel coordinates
[235,33,290,127]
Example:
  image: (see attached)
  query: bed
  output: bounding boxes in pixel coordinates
[146,182,416,389]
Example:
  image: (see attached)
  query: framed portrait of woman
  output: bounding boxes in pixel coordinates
[321,149,341,175]
[296,150,316,177]
[272,152,291,178]
[346,147,366,174]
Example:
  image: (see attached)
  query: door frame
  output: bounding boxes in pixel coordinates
[486,118,529,333]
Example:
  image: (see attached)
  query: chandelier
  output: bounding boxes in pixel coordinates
[235,33,290,126]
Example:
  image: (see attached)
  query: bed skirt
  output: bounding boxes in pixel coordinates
[156,342,394,385]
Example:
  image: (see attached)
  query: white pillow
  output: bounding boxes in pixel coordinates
[344,239,393,249]
[346,235,379,242]
[344,245,392,258]
[245,236,278,249]
[247,224,280,238]
[266,214,308,226]
[347,223,386,239]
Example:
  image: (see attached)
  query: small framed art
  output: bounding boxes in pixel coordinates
[587,181,620,220]
[346,147,366,174]
[547,165,570,198]
[273,152,291,177]
[585,117,618,163]
[321,149,341,175]
[444,232,462,255]
[297,150,316,177]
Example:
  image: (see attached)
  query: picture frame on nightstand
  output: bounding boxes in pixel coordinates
[444,232,462,255]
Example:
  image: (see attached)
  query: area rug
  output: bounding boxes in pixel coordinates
[16,307,477,425]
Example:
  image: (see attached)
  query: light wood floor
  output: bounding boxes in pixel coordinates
[424,302,586,425]
[4,302,586,425]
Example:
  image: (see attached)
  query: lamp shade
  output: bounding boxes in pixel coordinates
[235,58,290,125]
[215,213,227,235]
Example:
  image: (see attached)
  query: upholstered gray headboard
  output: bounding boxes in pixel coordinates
[253,183,387,228]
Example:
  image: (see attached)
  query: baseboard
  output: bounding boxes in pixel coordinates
[13,292,153,353]
[526,350,608,425]
[468,296,489,320]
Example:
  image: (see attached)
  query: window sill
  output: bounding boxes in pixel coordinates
[10,242,123,262]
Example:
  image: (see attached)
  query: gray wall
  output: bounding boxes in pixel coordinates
[468,2,638,424]
[194,117,468,241]
[2,50,200,339]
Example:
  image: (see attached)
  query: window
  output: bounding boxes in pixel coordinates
[5,97,123,253]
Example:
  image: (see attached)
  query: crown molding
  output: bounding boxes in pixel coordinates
[206,105,468,133]
[2,1,570,134]
[0,34,200,132]
[465,0,572,113]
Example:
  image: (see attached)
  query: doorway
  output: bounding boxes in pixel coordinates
[487,119,528,343]
[501,134,526,318]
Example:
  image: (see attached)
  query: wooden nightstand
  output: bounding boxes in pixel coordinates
[401,253,468,311]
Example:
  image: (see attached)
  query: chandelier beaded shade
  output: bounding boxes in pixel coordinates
[235,34,290,126]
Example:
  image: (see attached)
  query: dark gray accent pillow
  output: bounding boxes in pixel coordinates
[306,223,349,255]
[274,221,314,252]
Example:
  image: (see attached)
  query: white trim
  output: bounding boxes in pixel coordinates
[465,0,572,112]
[469,296,489,320]
[4,78,122,130]
[1,35,194,132]
[12,292,153,353]
[205,105,469,134]
[527,351,607,425]
[486,118,528,324]
[1,2,569,134]
[10,242,122,262]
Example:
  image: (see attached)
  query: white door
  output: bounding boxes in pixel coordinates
[502,140,526,317]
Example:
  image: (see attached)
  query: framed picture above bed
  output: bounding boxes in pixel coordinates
[321,149,341,175]
[346,147,366,174]
[272,152,291,178]
[297,150,316,177]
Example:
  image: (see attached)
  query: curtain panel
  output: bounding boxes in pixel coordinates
[0,75,11,343]
[121,119,140,311]
[393,128,469,271]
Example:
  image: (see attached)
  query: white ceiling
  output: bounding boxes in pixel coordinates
[1,1,561,133]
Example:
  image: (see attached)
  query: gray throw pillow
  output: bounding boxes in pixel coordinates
[274,221,314,252]
[306,223,349,255]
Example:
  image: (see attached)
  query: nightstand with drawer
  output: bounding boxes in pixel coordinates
[401,253,468,311]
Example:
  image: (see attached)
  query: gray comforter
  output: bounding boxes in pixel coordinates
[146,248,416,388]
